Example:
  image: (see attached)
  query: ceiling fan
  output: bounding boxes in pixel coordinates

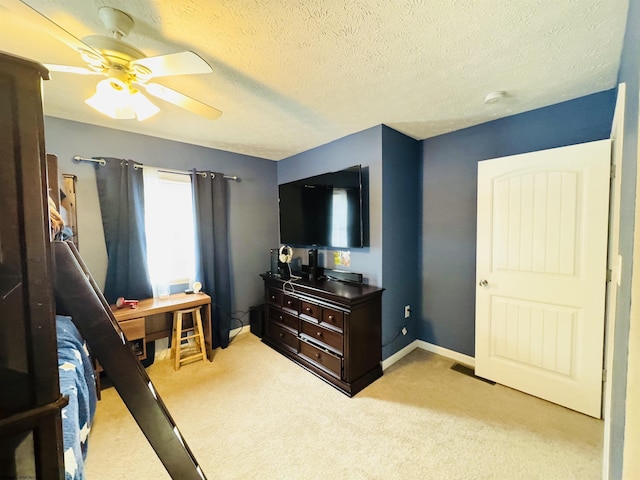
[11,1,222,121]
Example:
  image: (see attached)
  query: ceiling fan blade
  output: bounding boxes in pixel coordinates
[142,83,222,120]
[6,0,105,65]
[131,52,212,79]
[45,64,103,75]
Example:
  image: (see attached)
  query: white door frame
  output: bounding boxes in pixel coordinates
[603,82,626,478]
[621,84,640,479]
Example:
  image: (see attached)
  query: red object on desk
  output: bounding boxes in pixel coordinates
[116,297,139,309]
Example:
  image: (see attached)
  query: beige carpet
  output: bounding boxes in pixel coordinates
[85,332,603,479]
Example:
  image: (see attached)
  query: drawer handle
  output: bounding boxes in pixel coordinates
[279,333,284,338]
[316,331,322,337]
[279,315,283,320]
[328,315,334,321]
[286,300,292,306]
[271,295,276,301]
[305,307,312,313]
[315,353,321,359]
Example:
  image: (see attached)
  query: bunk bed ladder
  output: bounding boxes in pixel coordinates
[52,241,206,480]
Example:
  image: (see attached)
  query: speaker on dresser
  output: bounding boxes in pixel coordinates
[308,248,318,280]
[270,248,279,275]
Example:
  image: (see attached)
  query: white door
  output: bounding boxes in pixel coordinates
[475,139,611,418]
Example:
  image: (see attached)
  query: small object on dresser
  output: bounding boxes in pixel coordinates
[116,297,139,309]
[308,248,318,280]
[270,248,279,275]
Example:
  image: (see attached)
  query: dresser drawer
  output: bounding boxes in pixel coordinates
[299,341,342,379]
[300,301,320,322]
[268,307,299,332]
[118,317,145,341]
[282,293,299,313]
[300,319,343,354]
[267,321,299,353]
[321,307,344,332]
[266,288,283,307]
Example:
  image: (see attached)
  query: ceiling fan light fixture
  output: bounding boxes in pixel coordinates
[86,78,159,121]
[24,3,222,121]
[129,90,160,121]
[86,78,134,119]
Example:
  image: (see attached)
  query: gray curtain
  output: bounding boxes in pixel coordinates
[192,171,232,349]
[94,158,153,305]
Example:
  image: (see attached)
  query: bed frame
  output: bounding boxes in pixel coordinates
[0,51,206,479]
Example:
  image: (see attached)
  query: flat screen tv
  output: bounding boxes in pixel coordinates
[278,165,367,248]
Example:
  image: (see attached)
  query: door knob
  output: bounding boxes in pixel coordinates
[478,279,489,287]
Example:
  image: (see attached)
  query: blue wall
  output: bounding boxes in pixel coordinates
[609,0,639,476]
[381,126,421,357]
[44,117,279,324]
[420,89,617,356]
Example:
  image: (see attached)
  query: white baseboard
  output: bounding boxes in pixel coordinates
[230,326,248,339]
[382,340,475,371]
[382,341,420,370]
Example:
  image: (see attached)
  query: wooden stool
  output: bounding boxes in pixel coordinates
[170,306,207,370]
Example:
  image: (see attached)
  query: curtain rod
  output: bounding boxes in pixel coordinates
[72,155,239,181]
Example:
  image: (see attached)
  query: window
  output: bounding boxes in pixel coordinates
[143,168,196,296]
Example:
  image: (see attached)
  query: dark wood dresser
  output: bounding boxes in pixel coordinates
[260,274,384,396]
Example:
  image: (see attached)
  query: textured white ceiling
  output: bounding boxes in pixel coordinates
[0,0,629,160]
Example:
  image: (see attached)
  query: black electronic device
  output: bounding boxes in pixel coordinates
[270,248,279,275]
[323,268,364,284]
[308,248,318,280]
[249,305,264,338]
[277,262,290,280]
[278,165,367,248]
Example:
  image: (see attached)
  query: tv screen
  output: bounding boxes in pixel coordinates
[279,165,366,248]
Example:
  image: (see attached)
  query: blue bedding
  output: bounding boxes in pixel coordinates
[56,315,97,480]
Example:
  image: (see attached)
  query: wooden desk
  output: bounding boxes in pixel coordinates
[111,293,213,361]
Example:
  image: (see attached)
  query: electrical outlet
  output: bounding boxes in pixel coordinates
[402,327,408,335]
[404,305,411,318]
